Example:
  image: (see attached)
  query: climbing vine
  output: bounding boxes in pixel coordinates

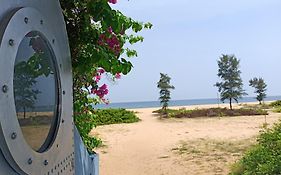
[60,0,152,113]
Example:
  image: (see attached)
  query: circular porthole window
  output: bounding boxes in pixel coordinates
[13,31,60,152]
[0,7,73,174]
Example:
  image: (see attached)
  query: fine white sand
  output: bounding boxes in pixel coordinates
[91,102,281,175]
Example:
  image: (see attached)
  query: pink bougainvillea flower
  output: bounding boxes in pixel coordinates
[97,68,105,74]
[108,26,113,33]
[94,75,101,82]
[115,73,121,79]
[108,0,117,4]
[92,84,109,99]
[100,84,107,90]
[98,32,121,55]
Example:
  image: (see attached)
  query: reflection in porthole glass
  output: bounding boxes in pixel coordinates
[13,31,59,152]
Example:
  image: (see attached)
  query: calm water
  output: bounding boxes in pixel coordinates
[95,96,281,109]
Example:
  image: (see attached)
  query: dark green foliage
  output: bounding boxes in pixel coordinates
[230,121,281,175]
[215,54,247,110]
[249,77,267,104]
[269,100,281,107]
[157,73,175,112]
[59,1,151,152]
[74,108,140,150]
[153,108,268,118]
[92,108,140,126]
[60,0,152,113]
[74,114,102,152]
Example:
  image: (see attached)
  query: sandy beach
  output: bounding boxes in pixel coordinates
[91,103,281,175]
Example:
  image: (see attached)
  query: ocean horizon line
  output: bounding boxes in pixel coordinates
[95,95,281,109]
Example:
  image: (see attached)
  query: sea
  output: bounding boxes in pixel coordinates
[95,95,281,109]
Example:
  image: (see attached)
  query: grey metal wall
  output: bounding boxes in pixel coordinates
[74,127,99,175]
[0,0,99,174]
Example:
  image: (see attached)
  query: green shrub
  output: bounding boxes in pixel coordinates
[74,108,140,151]
[92,108,140,125]
[154,108,268,118]
[74,113,102,152]
[269,100,281,107]
[230,120,281,175]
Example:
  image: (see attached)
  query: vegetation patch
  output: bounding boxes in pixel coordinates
[230,120,281,175]
[152,108,178,115]
[91,108,140,126]
[74,108,140,151]
[74,113,102,152]
[273,107,281,113]
[173,138,255,158]
[172,138,256,174]
[239,103,271,110]
[153,108,268,118]
[269,100,281,107]
[269,100,281,113]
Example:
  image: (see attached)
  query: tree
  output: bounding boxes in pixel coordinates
[215,54,247,110]
[60,0,152,113]
[249,77,267,104]
[14,62,40,119]
[157,73,175,113]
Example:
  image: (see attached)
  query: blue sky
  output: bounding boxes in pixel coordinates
[105,0,281,103]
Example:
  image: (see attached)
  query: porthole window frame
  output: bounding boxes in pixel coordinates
[0,7,68,174]
[14,30,61,153]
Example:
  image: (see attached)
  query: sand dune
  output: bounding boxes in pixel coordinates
[91,103,281,175]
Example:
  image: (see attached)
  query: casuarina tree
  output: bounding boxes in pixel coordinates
[249,77,267,104]
[215,54,247,110]
[157,73,175,113]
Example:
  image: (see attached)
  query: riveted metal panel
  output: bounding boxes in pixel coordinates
[0,0,74,174]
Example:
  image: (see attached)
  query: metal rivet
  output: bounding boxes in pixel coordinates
[62,90,65,95]
[8,39,14,46]
[44,160,48,166]
[2,85,8,93]
[24,17,28,24]
[40,20,43,25]
[11,132,17,139]
[28,158,33,165]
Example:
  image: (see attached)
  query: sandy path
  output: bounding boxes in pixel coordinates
[91,104,281,175]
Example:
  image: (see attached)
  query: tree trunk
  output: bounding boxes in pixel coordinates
[259,101,262,105]
[23,107,26,119]
[229,98,232,110]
